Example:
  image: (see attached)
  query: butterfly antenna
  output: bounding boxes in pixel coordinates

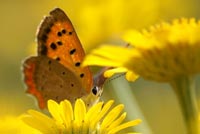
[105,73,125,85]
[94,67,126,86]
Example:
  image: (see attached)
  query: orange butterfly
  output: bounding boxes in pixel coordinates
[23,8,106,109]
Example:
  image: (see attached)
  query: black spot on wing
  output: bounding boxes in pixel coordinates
[71,83,74,87]
[62,29,66,34]
[57,41,62,45]
[80,73,84,78]
[70,49,76,55]
[56,57,60,61]
[57,32,62,37]
[50,43,57,50]
[75,62,81,67]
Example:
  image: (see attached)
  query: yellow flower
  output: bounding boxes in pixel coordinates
[22,99,141,134]
[83,18,200,134]
[83,18,200,82]
[0,116,41,134]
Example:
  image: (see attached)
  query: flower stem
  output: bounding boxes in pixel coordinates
[170,75,199,134]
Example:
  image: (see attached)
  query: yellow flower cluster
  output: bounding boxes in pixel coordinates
[84,18,200,82]
[22,99,141,134]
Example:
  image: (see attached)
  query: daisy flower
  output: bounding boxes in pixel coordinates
[83,18,200,134]
[22,99,141,134]
[84,18,200,82]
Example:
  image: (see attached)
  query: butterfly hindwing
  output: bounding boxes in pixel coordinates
[37,8,93,93]
[23,56,87,109]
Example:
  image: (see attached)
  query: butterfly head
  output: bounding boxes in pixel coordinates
[82,67,107,107]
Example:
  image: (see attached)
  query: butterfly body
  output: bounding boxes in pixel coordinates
[23,8,105,109]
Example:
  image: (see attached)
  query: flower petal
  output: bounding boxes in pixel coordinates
[86,102,103,129]
[101,104,124,129]
[83,54,123,67]
[104,67,128,78]
[108,119,142,134]
[83,45,138,68]
[47,100,63,124]
[90,100,114,129]
[22,99,141,134]
[21,110,56,134]
[60,100,73,132]
[74,99,86,125]
[125,70,139,81]
[107,112,126,131]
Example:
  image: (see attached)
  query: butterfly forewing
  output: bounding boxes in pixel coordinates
[37,8,93,93]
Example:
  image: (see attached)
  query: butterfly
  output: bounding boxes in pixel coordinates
[23,8,106,109]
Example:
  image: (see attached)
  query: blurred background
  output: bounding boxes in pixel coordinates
[0,0,200,133]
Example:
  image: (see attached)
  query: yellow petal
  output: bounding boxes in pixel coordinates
[91,100,114,129]
[86,102,103,129]
[74,99,86,125]
[22,116,50,133]
[107,112,126,131]
[91,45,134,61]
[83,54,123,67]
[125,70,139,81]
[104,67,128,78]
[27,110,55,124]
[83,45,138,68]
[123,30,149,47]
[60,100,73,132]
[21,110,56,133]
[108,119,142,134]
[47,100,63,124]
[101,104,124,129]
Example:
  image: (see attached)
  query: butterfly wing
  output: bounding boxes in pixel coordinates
[37,8,93,93]
[23,56,86,109]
